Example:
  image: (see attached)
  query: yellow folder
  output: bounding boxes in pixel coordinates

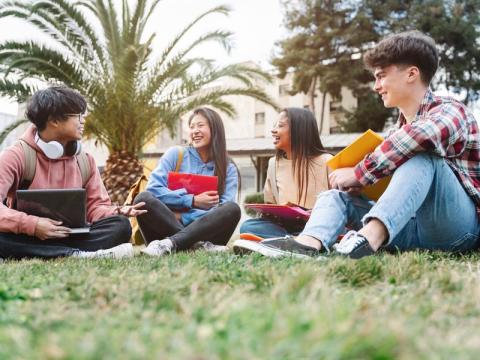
[327,129,391,201]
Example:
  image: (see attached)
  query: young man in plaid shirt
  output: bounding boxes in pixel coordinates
[234,30,480,259]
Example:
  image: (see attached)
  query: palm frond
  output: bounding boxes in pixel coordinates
[173,85,279,115]
[195,87,279,111]
[137,0,163,37]
[196,63,274,88]
[143,27,238,100]
[127,0,147,43]
[178,96,237,117]
[150,29,232,78]
[0,1,277,156]
[0,118,28,145]
[153,5,231,70]
[81,0,121,65]
[0,78,36,101]
[0,41,90,91]
[141,57,212,102]
[121,0,130,40]
[0,0,108,76]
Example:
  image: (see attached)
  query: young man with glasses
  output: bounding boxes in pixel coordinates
[0,86,146,260]
[234,31,480,259]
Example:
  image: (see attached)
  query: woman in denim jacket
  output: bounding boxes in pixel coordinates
[135,107,240,256]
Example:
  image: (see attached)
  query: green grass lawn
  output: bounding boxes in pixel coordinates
[1,251,480,359]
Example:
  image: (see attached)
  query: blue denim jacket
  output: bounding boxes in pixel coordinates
[146,146,238,225]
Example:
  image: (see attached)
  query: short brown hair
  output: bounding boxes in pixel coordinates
[364,30,439,85]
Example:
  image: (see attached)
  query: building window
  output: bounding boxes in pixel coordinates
[254,112,265,138]
[255,112,265,125]
[279,84,290,97]
[330,100,341,112]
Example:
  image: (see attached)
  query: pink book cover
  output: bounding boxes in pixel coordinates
[168,172,218,195]
[244,204,311,221]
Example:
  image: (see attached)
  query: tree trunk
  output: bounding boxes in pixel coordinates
[102,150,144,205]
[319,91,327,134]
[308,77,317,114]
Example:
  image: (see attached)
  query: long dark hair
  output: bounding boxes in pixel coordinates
[276,107,328,205]
[189,107,230,195]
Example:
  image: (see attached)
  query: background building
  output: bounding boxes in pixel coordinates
[143,63,361,202]
[0,63,362,204]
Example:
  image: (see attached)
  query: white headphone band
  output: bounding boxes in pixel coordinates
[34,132,81,159]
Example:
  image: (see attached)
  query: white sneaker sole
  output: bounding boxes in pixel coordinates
[140,248,163,257]
[232,240,319,260]
[111,243,134,259]
[140,244,172,257]
[203,246,229,253]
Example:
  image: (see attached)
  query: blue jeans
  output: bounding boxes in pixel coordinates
[240,218,305,239]
[301,153,480,252]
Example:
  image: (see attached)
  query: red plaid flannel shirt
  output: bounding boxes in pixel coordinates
[354,90,480,213]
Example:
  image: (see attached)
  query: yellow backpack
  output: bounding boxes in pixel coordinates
[124,146,184,245]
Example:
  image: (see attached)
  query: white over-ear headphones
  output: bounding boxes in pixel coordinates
[35,132,82,159]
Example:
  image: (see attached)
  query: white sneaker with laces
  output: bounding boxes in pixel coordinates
[73,243,134,259]
[194,241,228,253]
[333,230,375,259]
[141,239,174,257]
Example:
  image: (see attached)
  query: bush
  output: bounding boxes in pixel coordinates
[243,192,264,217]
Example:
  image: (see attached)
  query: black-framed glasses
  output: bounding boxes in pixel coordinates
[65,113,87,122]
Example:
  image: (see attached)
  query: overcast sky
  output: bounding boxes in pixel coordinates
[0,0,285,115]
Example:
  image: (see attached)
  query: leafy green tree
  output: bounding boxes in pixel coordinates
[272,0,350,132]
[274,0,480,132]
[371,0,480,105]
[0,0,277,203]
[341,91,394,132]
[273,0,390,132]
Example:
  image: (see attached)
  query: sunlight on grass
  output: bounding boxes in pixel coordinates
[1,251,480,358]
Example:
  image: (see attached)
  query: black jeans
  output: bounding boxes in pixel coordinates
[0,215,131,259]
[134,191,241,250]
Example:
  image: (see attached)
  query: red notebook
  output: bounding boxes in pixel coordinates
[167,172,218,195]
[244,204,311,221]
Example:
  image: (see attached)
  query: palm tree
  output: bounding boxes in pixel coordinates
[0,0,277,203]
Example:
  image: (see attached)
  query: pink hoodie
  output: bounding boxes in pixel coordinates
[0,125,116,236]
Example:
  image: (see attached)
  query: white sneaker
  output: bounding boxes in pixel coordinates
[73,243,134,259]
[141,239,174,257]
[194,241,228,253]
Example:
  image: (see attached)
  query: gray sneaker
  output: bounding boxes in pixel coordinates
[74,243,134,259]
[193,241,228,253]
[141,239,174,257]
